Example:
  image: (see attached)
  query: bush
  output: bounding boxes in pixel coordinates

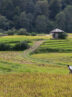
[6,29,17,35]
[0,43,11,51]
[13,41,30,51]
[0,29,5,33]
[17,28,30,35]
[31,32,36,36]
[58,32,68,39]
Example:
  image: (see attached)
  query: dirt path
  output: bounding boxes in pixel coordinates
[24,40,44,57]
[21,40,44,64]
[20,40,45,64]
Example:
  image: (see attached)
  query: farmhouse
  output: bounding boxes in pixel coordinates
[50,28,65,39]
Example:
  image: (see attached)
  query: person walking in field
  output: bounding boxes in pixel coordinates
[67,65,72,73]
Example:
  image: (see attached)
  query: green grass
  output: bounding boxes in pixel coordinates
[0,35,71,74]
[35,39,72,53]
[0,35,72,97]
[0,36,33,47]
[0,60,68,74]
[31,53,72,66]
[0,35,50,49]
[0,35,49,43]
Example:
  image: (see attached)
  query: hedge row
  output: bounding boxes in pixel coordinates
[0,41,30,51]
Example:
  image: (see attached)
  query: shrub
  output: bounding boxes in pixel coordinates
[0,43,11,51]
[17,28,30,35]
[13,41,30,51]
[58,32,68,39]
[6,29,17,35]
[0,29,5,33]
[31,32,36,36]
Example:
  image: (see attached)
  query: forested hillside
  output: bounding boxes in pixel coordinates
[0,0,72,33]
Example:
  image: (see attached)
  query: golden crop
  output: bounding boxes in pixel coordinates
[0,73,72,97]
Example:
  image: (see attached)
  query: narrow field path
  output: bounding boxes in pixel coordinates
[24,40,44,57]
[21,40,45,63]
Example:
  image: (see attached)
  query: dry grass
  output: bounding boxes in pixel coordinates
[0,51,33,65]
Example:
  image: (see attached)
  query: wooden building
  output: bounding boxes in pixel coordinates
[50,28,65,39]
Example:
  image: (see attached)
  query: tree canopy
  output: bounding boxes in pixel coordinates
[0,0,72,33]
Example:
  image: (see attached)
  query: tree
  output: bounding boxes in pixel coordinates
[35,0,49,16]
[0,15,10,30]
[47,20,55,33]
[35,15,48,33]
[0,0,15,20]
[19,12,33,32]
[56,12,66,31]
[17,28,30,35]
[64,6,72,32]
[56,5,72,33]
[13,15,20,29]
[19,12,29,30]
[0,0,72,33]
[49,0,62,20]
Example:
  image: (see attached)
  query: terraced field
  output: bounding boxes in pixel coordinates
[31,53,72,66]
[0,34,72,97]
[31,36,72,68]
[0,35,49,44]
[35,39,72,53]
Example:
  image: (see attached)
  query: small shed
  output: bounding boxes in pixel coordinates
[50,28,65,39]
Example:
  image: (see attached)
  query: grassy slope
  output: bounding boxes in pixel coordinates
[0,34,72,97]
[0,35,71,74]
[31,53,72,66]
[34,39,72,53]
[0,35,50,43]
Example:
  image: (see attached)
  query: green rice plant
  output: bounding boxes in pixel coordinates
[35,39,72,53]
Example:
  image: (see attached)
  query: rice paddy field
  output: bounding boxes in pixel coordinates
[0,34,72,97]
[34,39,72,53]
[0,35,49,43]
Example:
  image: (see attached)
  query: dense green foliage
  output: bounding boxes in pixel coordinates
[0,43,10,51]
[13,41,30,51]
[53,32,68,39]
[17,28,30,35]
[0,41,30,51]
[58,32,68,39]
[0,0,72,33]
